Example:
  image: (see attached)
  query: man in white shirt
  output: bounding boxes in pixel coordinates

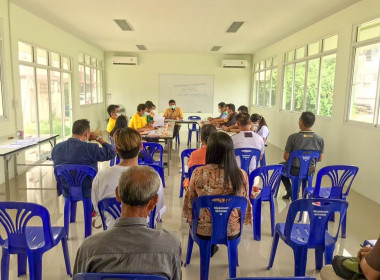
[92,127,165,229]
[231,113,264,174]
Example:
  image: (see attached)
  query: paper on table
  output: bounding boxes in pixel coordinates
[153,116,165,127]
[0,137,42,149]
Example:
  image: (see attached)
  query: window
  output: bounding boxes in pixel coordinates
[282,35,338,117]
[348,18,380,125]
[0,41,5,117]
[18,42,72,141]
[78,53,103,105]
[252,56,278,108]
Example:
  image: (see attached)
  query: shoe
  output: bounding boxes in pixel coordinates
[282,193,291,200]
[211,245,219,257]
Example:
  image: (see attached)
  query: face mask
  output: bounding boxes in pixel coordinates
[142,112,148,116]
[116,112,121,117]
[170,105,176,110]
[223,111,228,115]
[252,124,259,131]
[151,110,155,114]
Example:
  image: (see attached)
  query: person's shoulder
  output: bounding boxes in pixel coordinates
[157,229,181,246]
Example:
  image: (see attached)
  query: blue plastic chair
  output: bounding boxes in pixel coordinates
[180,149,196,197]
[302,165,359,238]
[363,239,377,247]
[267,198,348,276]
[54,164,97,238]
[184,195,248,280]
[74,273,167,280]
[234,148,261,175]
[97,197,156,230]
[278,150,320,201]
[109,136,120,166]
[187,116,201,145]
[228,277,316,280]
[0,201,72,280]
[146,164,166,189]
[139,143,165,186]
[249,165,284,241]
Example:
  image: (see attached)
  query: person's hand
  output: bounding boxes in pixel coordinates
[175,117,179,120]
[207,117,212,121]
[357,245,372,260]
[89,132,99,141]
[221,126,228,131]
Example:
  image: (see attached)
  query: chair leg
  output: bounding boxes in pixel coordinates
[1,248,10,280]
[184,233,194,266]
[293,246,308,276]
[70,201,77,223]
[83,198,92,238]
[325,244,335,265]
[315,248,324,270]
[64,199,71,238]
[291,179,300,201]
[227,242,239,278]
[341,213,347,238]
[253,199,262,241]
[260,153,266,166]
[187,131,192,146]
[17,252,27,276]
[267,231,280,269]
[269,199,275,237]
[199,240,212,280]
[27,251,43,280]
[61,236,72,277]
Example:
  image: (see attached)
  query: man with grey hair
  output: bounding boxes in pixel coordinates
[73,166,181,279]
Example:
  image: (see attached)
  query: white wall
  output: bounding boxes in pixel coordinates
[105,53,252,121]
[251,0,380,204]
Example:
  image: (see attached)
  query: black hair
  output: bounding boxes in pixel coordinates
[107,104,120,117]
[145,101,155,109]
[300,112,316,128]
[72,119,90,135]
[137,103,146,112]
[218,102,226,108]
[169,99,176,104]
[236,113,250,126]
[110,115,128,137]
[226,103,235,112]
[250,113,268,132]
[200,124,217,144]
[237,105,248,114]
[206,132,245,195]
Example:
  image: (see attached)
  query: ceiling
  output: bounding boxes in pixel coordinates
[11,0,362,54]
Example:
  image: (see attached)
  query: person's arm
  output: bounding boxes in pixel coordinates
[182,168,199,222]
[91,175,100,213]
[318,153,323,162]
[283,152,289,162]
[90,134,117,161]
[360,237,380,279]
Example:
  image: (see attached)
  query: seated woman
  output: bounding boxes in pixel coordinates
[182,124,217,191]
[183,132,252,255]
[110,115,128,137]
[250,113,269,143]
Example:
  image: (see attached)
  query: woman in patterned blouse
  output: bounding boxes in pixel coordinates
[183,132,252,239]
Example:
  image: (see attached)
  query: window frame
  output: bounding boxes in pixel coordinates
[78,53,103,106]
[281,34,338,117]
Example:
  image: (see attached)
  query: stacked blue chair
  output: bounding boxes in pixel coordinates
[98,197,156,229]
[228,277,316,280]
[234,148,261,175]
[0,201,72,280]
[139,143,165,187]
[180,149,196,197]
[249,165,284,241]
[54,164,97,238]
[184,195,248,280]
[74,273,167,280]
[187,116,201,146]
[276,150,320,201]
[267,198,348,276]
[302,165,358,238]
[109,136,120,166]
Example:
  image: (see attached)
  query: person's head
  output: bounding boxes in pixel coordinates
[169,99,176,110]
[250,113,268,132]
[218,102,226,113]
[237,105,248,114]
[116,166,160,216]
[72,119,91,139]
[226,103,235,114]
[200,124,217,145]
[145,101,156,112]
[107,104,120,119]
[299,112,315,129]
[137,103,147,116]
[206,132,245,194]
[110,115,128,136]
[236,113,251,130]
[113,127,142,160]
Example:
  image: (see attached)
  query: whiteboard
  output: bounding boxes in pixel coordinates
[158,75,214,113]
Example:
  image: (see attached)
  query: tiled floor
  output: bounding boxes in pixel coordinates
[1,131,379,279]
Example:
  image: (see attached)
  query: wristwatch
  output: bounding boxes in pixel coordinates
[96,135,102,141]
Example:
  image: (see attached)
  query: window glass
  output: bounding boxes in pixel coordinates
[62,57,70,70]
[258,71,265,106]
[295,47,305,60]
[285,50,294,62]
[19,65,37,136]
[283,65,293,110]
[260,60,265,70]
[308,41,320,56]
[51,52,60,68]
[85,66,91,104]
[265,59,271,68]
[18,42,33,62]
[91,68,97,103]
[36,48,48,65]
[97,70,103,103]
[50,71,62,141]
[91,57,97,67]
[79,65,85,105]
[294,62,306,111]
[36,68,50,135]
[63,73,72,138]
[319,54,336,116]
[323,35,338,52]
[265,70,271,107]
[84,55,91,65]
[78,53,84,63]
[271,69,277,107]
[306,58,320,114]
[357,18,380,42]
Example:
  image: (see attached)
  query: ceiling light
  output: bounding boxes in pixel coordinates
[211,46,222,51]
[226,21,245,33]
[114,19,134,31]
[136,45,147,50]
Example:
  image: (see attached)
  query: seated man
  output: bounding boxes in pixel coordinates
[92,127,165,229]
[281,111,324,199]
[106,104,120,134]
[218,103,238,128]
[163,99,183,139]
[74,166,181,280]
[207,102,227,121]
[231,113,264,174]
[145,100,156,124]
[52,119,116,197]
[221,105,249,132]
[129,103,153,132]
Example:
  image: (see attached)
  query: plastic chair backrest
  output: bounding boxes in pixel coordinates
[188,116,201,130]
[146,164,165,183]
[0,201,54,250]
[54,164,97,200]
[191,195,248,244]
[181,149,196,176]
[228,277,316,280]
[234,148,261,175]
[286,150,320,180]
[313,165,359,199]
[74,273,167,280]
[97,198,121,230]
[188,164,204,181]
[284,198,348,247]
[141,143,163,166]
[249,165,283,199]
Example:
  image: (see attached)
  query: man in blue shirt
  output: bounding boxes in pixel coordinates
[52,119,116,197]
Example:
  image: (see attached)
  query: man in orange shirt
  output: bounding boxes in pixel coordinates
[163,99,183,139]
